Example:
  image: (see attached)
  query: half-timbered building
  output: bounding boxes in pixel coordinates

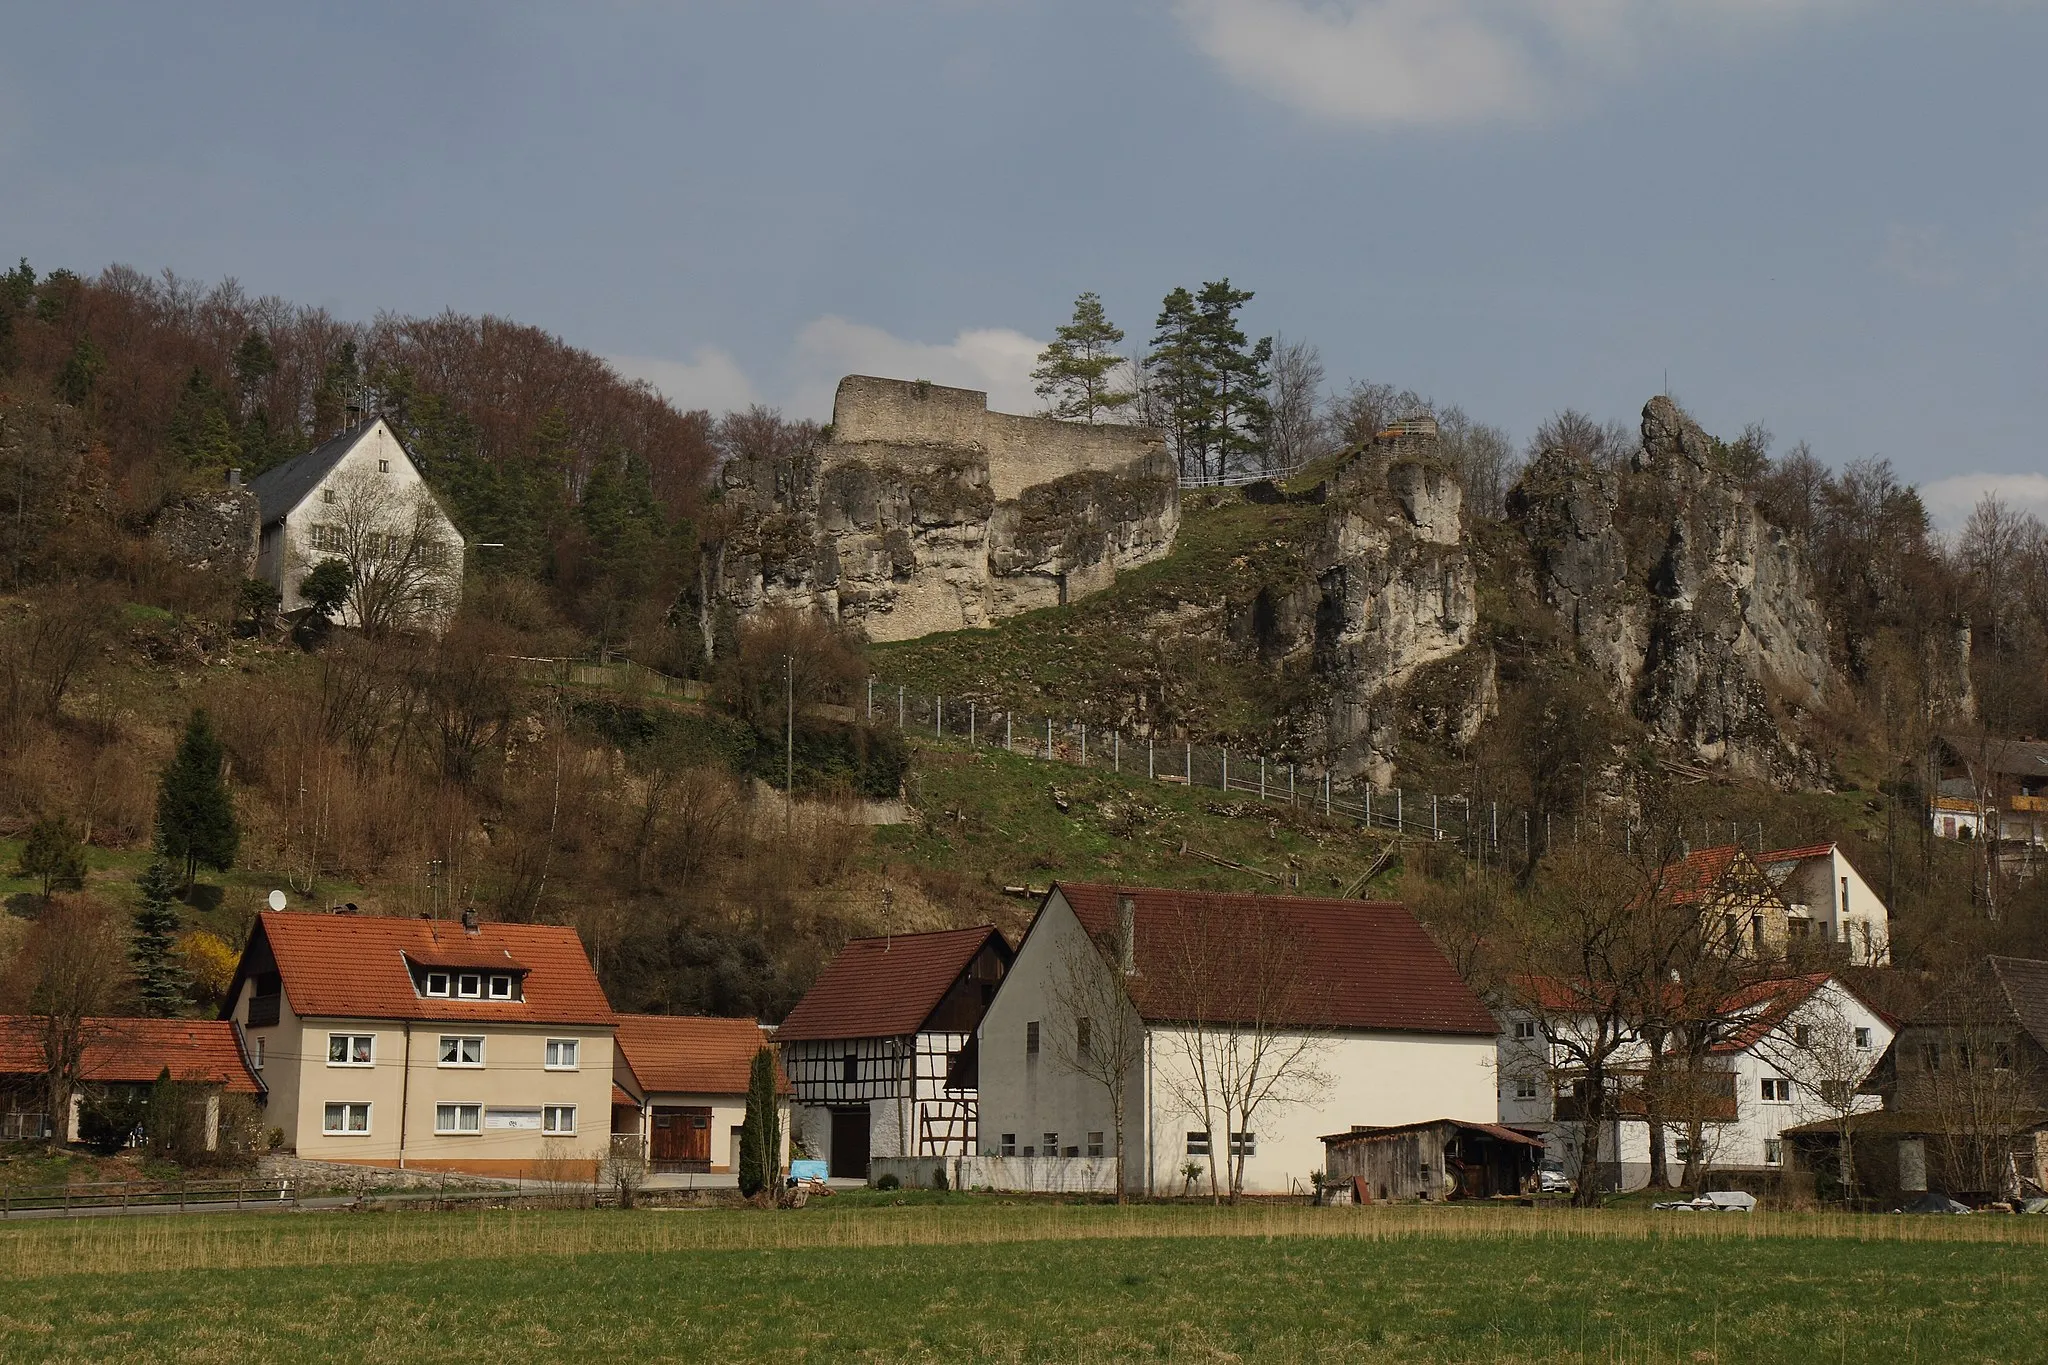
[776,926,1012,1178]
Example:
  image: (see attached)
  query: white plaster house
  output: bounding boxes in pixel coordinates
[1758,843,1891,966]
[1497,973,1894,1191]
[249,417,464,632]
[775,926,1013,1179]
[978,884,1501,1197]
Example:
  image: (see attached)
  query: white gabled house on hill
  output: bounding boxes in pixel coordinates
[1757,843,1890,966]
[978,883,1501,1197]
[248,417,464,632]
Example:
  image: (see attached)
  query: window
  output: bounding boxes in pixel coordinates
[1186,1131,1211,1157]
[543,1104,576,1135]
[321,487,336,504]
[488,975,513,1000]
[1761,1077,1792,1103]
[1788,918,1810,939]
[438,1036,483,1067]
[1853,1027,1872,1051]
[1087,1131,1104,1157]
[1512,1020,1538,1041]
[1000,1133,1016,1157]
[251,1038,265,1072]
[1026,1021,1040,1056]
[1229,1132,1257,1157]
[840,1053,857,1084]
[1075,1016,1092,1056]
[328,1034,374,1066]
[545,1039,579,1070]
[457,974,482,999]
[1514,1077,1538,1101]
[323,1102,370,1134]
[435,1103,481,1135]
[1764,1138,1783,1167]
[377,458,390,473]
[1794,1024,1812,1048]
[424,972,451,997]
[1042,1131,1059,1154]
[1674,1135,1691,1163]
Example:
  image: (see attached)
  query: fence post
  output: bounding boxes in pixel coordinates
[1221,749,1228,792]
[1186,742,1192,784]
[898,685,905,728]
[1260,757,1266,800]
[1148,738,1154,780]
[1114,732,1120,773]
[868,677,874,720]
[1365,786,1371,825]
[937,696,943,740]
[1432,794,1439,841]
[1289,764,1295,804]
[1006,712,1012,751]
[1047,718,1053,760]
[969,702,976,747]
[1081,725,1087,766]
[1324,771,1330,817]
[1396,788,1403,833]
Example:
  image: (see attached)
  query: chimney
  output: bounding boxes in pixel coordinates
[461,906,479,936]
[1117,894,1136,976]
[226,468,242,489]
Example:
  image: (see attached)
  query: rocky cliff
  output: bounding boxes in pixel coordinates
[713,376,1177,643]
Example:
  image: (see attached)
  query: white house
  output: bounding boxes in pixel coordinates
[1498,973,1895,1190]
[775,925,1013,1179]
[1757,843,1891,965]
[248,417,464,632]
[978,883,1501,1197]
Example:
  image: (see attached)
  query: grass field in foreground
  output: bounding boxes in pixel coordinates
[3,1203,2044,1363]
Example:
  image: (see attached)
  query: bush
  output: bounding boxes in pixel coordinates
[77,1089,148,1153]
[874,1173,901,1191]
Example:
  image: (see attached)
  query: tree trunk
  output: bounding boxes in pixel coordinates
[1644,1031,1669,1190]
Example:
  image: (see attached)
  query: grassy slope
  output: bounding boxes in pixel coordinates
[2,1204,2043,1362]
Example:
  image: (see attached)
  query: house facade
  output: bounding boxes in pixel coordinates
[248,417,464,631]
[612,1014,789,1174]
[1757,843,1890,965]
[222,909,616,1177]
[1498,973,1894,1190]
[776,926,1012,1179]
[0,1017,263,1147]
[979,884,1500,1197]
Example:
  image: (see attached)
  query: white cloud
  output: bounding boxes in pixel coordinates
[1174,0,1856,128]
[1921,472,2048,533]
[610,346,759,414]
[610,317,1047,422]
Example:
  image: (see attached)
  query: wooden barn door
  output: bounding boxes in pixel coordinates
[829,1108,870,1179]
[651,1106,712,1171]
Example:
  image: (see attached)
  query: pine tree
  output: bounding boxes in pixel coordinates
[132,860,188,1017]
[1031,292,1132,423]
[1143,280,1271,481]
[737,1045,782,1200]
[155,709,239,889]
[15,815,87,899]
[166,367,242,471]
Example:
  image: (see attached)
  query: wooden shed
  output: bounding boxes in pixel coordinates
[1321,1119,1545,1202]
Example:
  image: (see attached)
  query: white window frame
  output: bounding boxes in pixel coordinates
[999,1133,1016,1157]
[327,1033,375,1067]
[1514,1077,1538,1101]
[252,1037,265,1072]
[542,1104,577,1136]
[1761,1077,1792,1103]
[1228,1132,1257,1158]
[1854,1027,1872,1051]
[457,973,482,999]
[488,975,513,1000]
[377,458,390,473]
[1185,1131,1211,1157]
[1512,1019,1538,1041]
[1086,1131,1104,1157]
[435,1102,482,1135]
[544,1038,580,1071]
[323,1101,371,1135]
[424,972,451,998]
[1764,1138,1784,1167]
[438,1036,484,1068]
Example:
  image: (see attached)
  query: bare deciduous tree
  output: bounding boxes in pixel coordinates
[0,896,129,1147]
[1749,985,1877,1201]
[1265,336,1326,473]
[1045,900,1147,1201]
[322,466,461,634]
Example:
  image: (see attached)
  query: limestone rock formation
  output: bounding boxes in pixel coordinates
[151,485,259,577]
[714,377,1177,643]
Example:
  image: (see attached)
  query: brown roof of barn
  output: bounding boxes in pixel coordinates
[0,1017,263,1094]
[232,911,614,1027]
[1054,883,1498,1036]
[613,1014,785,1096]
[774,925,1006,1043]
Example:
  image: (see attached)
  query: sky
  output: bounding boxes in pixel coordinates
[4,1,2045,525]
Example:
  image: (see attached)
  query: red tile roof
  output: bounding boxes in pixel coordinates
[0,1017,262,1094]
[614,1015,785,1096]
[775,926,1003,1043]
[1054,883,1498,1036]
[1710,973,1833,1053]
[241,911,614,1027]
[1658,846,1741,905]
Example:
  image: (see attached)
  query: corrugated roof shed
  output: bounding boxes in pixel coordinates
[774,925,1004,1043]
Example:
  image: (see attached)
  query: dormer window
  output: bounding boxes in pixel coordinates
[425,972,451,997]
[488,975,512,1000]
[458,974,482,999]
[322,487,336,504]
[378,459,390,473]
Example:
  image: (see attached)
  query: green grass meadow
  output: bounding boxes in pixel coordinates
[2,1202,2045,1363]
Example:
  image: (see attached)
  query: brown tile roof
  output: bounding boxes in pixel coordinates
[1989,956,2048,1053]
[1321,1119,1546,1148]
[1055,883,1498,1036]
[241,911,613,1027]
[0,1017,262,1094]
[774,926,1003,1043]
[1758,842,1837,866]
[614,1014,784,1096]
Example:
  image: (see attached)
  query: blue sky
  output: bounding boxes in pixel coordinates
[5,2,2045,523]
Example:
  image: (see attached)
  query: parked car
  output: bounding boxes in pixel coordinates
[1536,1162,1571,1194]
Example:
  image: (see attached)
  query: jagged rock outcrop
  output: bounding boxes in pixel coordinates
[713,377,1176,643]
[1505,396,1833,780]
[151,485,259,576]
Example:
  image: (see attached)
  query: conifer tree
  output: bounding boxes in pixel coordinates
[1031,292,1132,423]
[737,1045,782,1200]
[15,815,87,900]
[1144,280,1272,481]
[155,709,239,889]
[132,859,188,1017]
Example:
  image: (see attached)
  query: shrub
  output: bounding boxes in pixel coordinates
[874,1173,901,1192]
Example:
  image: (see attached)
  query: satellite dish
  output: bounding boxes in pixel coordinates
[267,890,287,911]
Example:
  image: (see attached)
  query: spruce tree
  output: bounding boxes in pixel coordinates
[155,708,239,888]
[1031,292,1132,423]
[16,815,87,899]
[737,1045,782,1200]
[132,859,188,1017]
